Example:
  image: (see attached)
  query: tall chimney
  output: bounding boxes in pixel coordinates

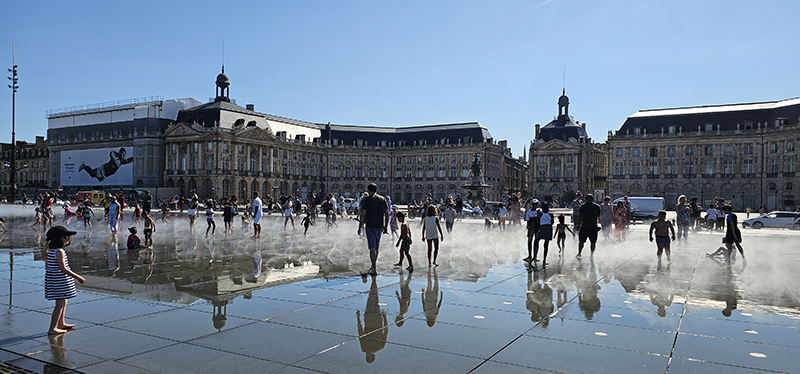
[535,124,540,138]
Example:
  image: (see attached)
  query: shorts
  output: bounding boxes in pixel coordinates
[445,221,453,230]
[578,226,598,244]
[253,214,262,224]
[527,227,538,238]
[284,210,292,217]
[144,228,152,237]
[400,238,412,253]
[365,227,382,250]
[557,233,566,240]
[187,209,196,216]
[83,216,91,223]
[109,218,118,232]
[655,236,670,244]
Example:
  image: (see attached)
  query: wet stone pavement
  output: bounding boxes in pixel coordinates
[0,210,797,373]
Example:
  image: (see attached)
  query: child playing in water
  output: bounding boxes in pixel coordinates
[649,210,676,266]
[389,206,399,239]
[553,215,574,257]
[133,204,141,224]
[613,201,627,240]
[421,205,444,267]
[80,203,94,229]
[484,217,494,231]
[33,208,42,229]
[394,211,414,271]
[532,203,553,266]
[0,218,6,232]
[206,205,216,236]
[161,204,170,223]
[497,203,507,231]
[142,212,156,248]
[301,211,313,235]
[126,227,141,262]
[44,226,86,335]
[240,208,250,233]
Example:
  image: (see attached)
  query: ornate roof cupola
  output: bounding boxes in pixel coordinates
[557,88,569,120]
[215,65,231,103]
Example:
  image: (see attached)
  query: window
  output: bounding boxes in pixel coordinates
[649,148,657,157]
[439,155,445,163]
[789,142,796,152]
[237,159,244,171]
[344,167,351,178]
[743,159,754,174]
[686,146,694,157]
[449,167,456,178]
[428,156,433,163]
[357,167,363,178]
[632,148,640,158]
[357,156,363,164]
[539,156,546,164]
[369,156,375,164]
[666,161,676,175]
[551,165,561,179]
[704,146,713,156]
[333,167,340,178]
[667,147,675,157]
[250,158,256,171]
[416,169,423,178]
[406,168,412,178]
[723,145,733,156]
[614,162,623,176]
[381,157,387,165]
[208,143,213,152]
[723,160,733,174]
[206,157,213,171]
[282,164,288,176]
[462,167,469,178]
[332,155,339,163]
[381,168,387,178]
[704,160,714,175]
[615,149,623,158]
[770,143,778,153]
[769,158,779,173]
[263,160,268,174]
[538,168,546,179]
[222,158,229,170]
[631,162,641,175]
[238,144,244,154]
[648,162,658,175]
[192,157,199,170]
[705,124,713,131]
[566,167,574,178]
[427,169,434,178]
[369,168,375,178]
[451,155,456,163]
[193,143,199,152]
[684,161,695,175]
[171,144,177,153]
[463,154,469,163]
[272,149,278,157]
[223,143,229,153]
[668,126,676,133]
[302,165,307,176]
[417,156,423,164]
[567,155,573,163]
[633,127,641,135]
[438,168,445,178]
[788,157,796,173]
[396,168,402,178]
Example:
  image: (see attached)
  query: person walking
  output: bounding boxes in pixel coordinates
[358,183,389,276]
[252,192,263,238]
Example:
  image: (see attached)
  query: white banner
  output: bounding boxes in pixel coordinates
[61,147,134,186]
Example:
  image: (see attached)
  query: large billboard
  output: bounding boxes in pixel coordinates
[61,147,134,186]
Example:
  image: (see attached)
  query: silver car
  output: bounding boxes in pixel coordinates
[742,211,800,229]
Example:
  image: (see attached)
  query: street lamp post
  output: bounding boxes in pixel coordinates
[7,41,18,202]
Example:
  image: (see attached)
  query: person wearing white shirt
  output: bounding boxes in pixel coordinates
[252,192,263,238]
[705,205,718,232]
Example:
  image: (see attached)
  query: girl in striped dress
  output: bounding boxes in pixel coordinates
[45,226,86,335]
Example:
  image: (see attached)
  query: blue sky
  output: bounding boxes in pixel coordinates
[2,0,799,157]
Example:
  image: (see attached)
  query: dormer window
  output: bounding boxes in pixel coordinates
[633,127,641,135]
[705,124,713,131]
[668,126,676,133]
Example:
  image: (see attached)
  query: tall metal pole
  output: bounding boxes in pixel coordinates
[7,40,18,202]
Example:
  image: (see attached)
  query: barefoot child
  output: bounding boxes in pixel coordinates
[142,212,156,247]
[33,208,42,229]
[205,204,216,236]
[532,203,553,266]
[301,211,313,235]
[126,227,141,262]
[393,212,414,271]
[722,204,744,264]
[133,203,141,224]
[389,206,399,239]
[649,210,676,265]
[421,205,444,267]
[45,226,86,335]
[553,215,574,257]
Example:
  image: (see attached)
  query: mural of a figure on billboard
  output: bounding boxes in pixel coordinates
[78,148,133,182]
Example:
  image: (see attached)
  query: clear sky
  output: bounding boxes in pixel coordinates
[2,0,799,157]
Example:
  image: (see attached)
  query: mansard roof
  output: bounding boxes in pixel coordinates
[324,122,492,146]
[618,97,800,134]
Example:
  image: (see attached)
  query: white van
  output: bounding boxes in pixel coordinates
[611,197,664,222]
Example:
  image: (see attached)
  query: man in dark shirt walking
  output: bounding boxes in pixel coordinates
[358,183,389,276]
[577,194,601,258]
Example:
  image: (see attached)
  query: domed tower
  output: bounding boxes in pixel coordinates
[558,88,569,119]
[215,66,231,103]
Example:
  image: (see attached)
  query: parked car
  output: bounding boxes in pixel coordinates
[742,211,800,229]
[611,197,664,222]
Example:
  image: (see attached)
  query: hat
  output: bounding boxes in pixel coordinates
[46,226,77,240]
[532,199,539,204]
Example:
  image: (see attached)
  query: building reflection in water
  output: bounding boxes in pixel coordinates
[356,275,387,364]
[421,268,443,327]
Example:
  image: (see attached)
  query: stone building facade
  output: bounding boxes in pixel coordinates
[0,136,49,198]
[606,97,800,211]
[161,70,526,204]
[528,90,608,203]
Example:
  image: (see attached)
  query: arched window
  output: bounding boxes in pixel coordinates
[239,180,247,197]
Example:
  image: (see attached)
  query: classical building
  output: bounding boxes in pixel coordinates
[606,97,800,211]
[528,90,608,203]
[161,69,526,203]
[46,97,202,194]
[0,136,49,197]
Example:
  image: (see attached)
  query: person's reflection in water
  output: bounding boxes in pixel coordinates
[553,257,569,308]
[46,331,72,369]
[649,267,674,317]
[394,271,413,327]
[421,268,443,327]
[720,267,738,317]
[106,238,119,276]
[526,270,554,327]
[577,262,601,320]
[356,275,388,363]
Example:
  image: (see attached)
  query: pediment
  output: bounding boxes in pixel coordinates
[534,139,578,150]
[235,126,275,141]
[164,123,200,137]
